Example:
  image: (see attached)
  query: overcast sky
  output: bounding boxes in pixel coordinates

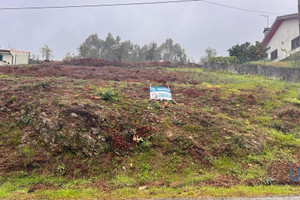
[0,0,297,61]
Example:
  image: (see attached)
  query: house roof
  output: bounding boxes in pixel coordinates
[262,13,298,46]
[0,49,10,53]
[0,49,30,54]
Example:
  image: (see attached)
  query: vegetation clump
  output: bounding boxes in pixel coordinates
[95,87,120,102]
[8,95,16,103]
[208,56,239,64]
[228,41,268,63]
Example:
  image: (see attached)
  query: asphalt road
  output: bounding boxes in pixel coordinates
[151,197,300,200]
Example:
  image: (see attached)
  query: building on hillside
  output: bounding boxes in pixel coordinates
[0,49,30,66]
[262,13,300,62]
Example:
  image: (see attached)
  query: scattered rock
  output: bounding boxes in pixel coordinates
[242,138,262,151]
[138,185,148,190]
[167,130,174,139]
[27,188,35,193]
[20,109,26,115]
[70,113,78,117]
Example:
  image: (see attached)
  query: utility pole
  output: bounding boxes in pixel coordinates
[261,14,269,28]
[298,0,300,36]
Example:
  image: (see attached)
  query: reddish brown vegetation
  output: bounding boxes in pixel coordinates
[268,160,300,185]
[242,94,257,104]
[108,126,155,151]
[63,58,173,68]
[0,65,199,85]
[182,88,206,98]
[277,107,300,131]
[110,132,131,151]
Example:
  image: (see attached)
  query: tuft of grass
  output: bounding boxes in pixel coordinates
[269,129,300,147]
[255,116,272,127]
[0,174,92,199]
[111,175,136,187]
[18,114,32,126]
[0,74,8,79]
[8,96,16,104]
[56,164,66,176]
[74,79,86,85]
[218,113,233,121]
[284,98,300,106]
[261,100,282,110]
[19,146,35,158]
[6,129,22,146]
[213,157,241,176]
[183,124,204,133]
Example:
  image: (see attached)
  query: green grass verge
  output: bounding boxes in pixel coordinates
[245,60,296,68]
[3,184,300,200]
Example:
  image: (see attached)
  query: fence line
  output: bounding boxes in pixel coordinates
[203,63,300,82]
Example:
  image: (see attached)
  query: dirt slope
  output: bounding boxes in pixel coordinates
[0,60,299,188]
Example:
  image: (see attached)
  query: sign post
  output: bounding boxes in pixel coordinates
[150,87,172,101]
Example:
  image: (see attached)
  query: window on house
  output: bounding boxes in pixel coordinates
[291,36,300,50]
[271,49,278,60]
[0,55,3,61]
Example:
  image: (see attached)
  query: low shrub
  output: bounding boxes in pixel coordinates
[95,87,119,102]
[208,56,239,64]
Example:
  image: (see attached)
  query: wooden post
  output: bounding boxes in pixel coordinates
[149,84,152,102]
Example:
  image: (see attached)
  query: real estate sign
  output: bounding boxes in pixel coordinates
[150,87,172,100]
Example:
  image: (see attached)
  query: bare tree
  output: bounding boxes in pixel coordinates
[40,44,53,61]
[200,47,217,64]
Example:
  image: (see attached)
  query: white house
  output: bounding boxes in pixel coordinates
[0,49,30,66]
[262,13,300,62]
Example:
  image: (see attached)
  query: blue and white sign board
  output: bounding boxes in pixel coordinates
[150,87,172,100]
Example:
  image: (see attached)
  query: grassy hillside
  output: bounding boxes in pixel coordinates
[0,61,300,199]
[246,51,300,68]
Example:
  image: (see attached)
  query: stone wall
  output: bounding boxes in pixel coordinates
[203,63,300,82]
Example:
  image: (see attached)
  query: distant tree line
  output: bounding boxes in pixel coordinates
[75,33,187,64]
